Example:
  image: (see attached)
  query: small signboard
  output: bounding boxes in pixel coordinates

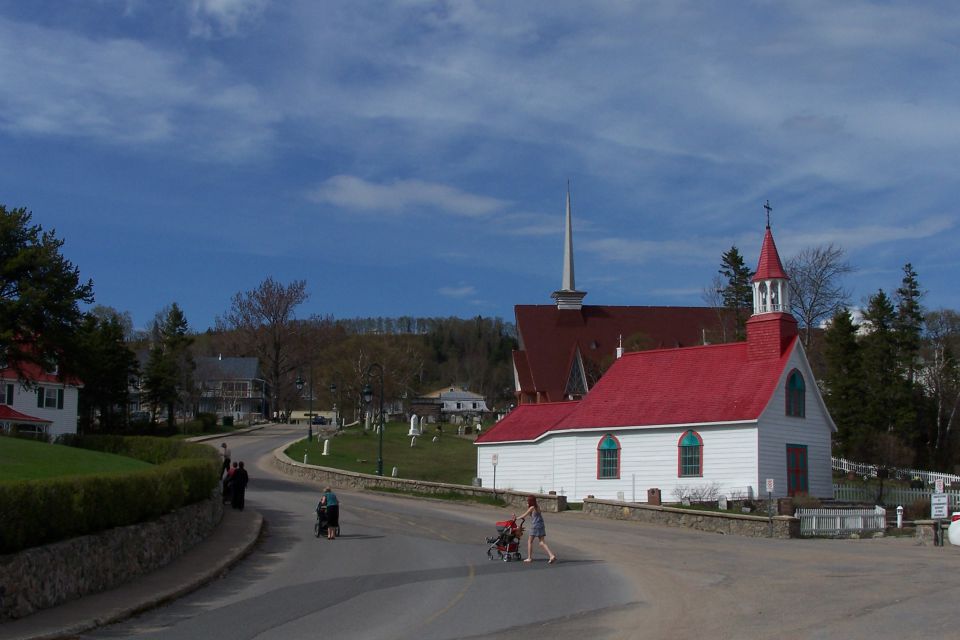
[931,493,949,519]
[491,453,498,466]
[935,478,945,493]
[766,478,775,493]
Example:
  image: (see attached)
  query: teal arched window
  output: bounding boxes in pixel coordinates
[786,369,805,418]
[597,434,620,479]
[678,430,703,477]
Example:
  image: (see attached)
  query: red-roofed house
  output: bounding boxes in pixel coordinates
[512,188,730,404]
[478,222,835,501]
[0,361,81,440]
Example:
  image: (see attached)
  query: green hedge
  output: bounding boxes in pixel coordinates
[0,436,219,554]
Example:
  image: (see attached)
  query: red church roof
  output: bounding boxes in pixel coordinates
[480,336,797,443]
[476,401,578,444]
[513,304,730,403]
[753,226,788,281]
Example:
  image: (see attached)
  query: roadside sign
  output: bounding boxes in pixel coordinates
[935,478,945,493]
[766,478,775,493]
[931,493,949,519]
[491,453,498,466]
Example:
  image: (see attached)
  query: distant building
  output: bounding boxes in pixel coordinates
[512,187,730,404]
[411,385,490,423]
[194,356,269,423]
[0,361,81,440]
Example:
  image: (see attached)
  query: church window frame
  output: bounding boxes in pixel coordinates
[786,369,806,418]
[678,430,703,477]
[597,434,621,479]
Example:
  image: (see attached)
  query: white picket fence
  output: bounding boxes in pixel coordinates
[832,457,960,486]
[796,506,887,537]
[833,484,960,510]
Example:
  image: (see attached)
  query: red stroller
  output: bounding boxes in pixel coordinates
[486,517,525,561]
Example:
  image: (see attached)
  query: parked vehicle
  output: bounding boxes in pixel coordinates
[948,512,960,546]
[312,416,327,425]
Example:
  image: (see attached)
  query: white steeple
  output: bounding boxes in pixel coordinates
[551,181,587,310]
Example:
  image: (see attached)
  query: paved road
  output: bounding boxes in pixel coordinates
[80,425,960,639]
[79,425,634,640]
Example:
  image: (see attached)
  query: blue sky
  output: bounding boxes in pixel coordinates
[1,1,958,332]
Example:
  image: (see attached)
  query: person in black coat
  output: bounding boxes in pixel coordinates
[231,461,249,511]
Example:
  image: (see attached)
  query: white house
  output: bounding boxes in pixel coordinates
[412,385,490,423]
[0,362,81,440]
[476,222,836,501]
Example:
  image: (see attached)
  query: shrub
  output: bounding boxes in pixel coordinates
[222,416,234,427]
[0,437,219,554]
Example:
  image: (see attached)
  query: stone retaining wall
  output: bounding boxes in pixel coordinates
[271,446,567,513]
[584,498,800,538]
[0,497,223,621]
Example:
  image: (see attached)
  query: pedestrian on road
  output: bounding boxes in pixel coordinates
[519,496,556,564]
[231,461,249,511]
[222,461,238,503]
[322,486,339,540]
[220,443,231,478]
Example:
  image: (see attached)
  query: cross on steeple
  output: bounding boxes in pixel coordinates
[763,200,772,228]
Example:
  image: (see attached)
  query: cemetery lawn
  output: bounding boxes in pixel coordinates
[285,423,478,486]
[0,437,152,482]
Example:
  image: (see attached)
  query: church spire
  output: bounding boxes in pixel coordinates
[562,181,576,291]
[551,180,587,310]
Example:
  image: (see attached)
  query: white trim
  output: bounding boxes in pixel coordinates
[476,418,760,446]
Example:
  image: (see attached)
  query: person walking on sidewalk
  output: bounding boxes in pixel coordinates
[519,496,556,564]
[231,461,249,511]
[220,443,231,478]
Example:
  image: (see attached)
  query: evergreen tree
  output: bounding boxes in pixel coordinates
[0,205,94,379]
[144,303,194,428]
[894,263,924,384]
[822,309,866,458]
[719,246,753,341]
[859,290,909,445]
[74,310,139,433]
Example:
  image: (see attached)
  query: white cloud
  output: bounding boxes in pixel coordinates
[781,216,955,255]
[307,175,509,218]
[187,0,268,38]
[438,285,477,298]
[0,16,278,158]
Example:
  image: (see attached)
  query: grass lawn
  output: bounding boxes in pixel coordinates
[0,437,152,482]
[285,422,478,486]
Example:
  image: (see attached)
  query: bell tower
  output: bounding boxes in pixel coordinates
[746,201,797,359]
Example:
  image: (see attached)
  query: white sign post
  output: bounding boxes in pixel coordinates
[765,479,775,538]
[932,490,949,546]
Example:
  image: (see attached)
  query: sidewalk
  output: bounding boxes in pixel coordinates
[1,508,263,640]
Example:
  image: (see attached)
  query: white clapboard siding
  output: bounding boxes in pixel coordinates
[6,380,79,438]
[757,343,834,499]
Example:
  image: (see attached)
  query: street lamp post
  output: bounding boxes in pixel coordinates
[296,371,313,442]
[362,363,384,477]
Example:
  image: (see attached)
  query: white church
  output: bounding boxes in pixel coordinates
[475,217,836,502]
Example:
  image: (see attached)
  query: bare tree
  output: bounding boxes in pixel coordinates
[216,278,308,418]
[786,244,854,346]
[702,274,729,343]
[920,309,960,467]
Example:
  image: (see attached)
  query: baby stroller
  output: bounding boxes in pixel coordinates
[314,504,341,538]
[486,517,524,561]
